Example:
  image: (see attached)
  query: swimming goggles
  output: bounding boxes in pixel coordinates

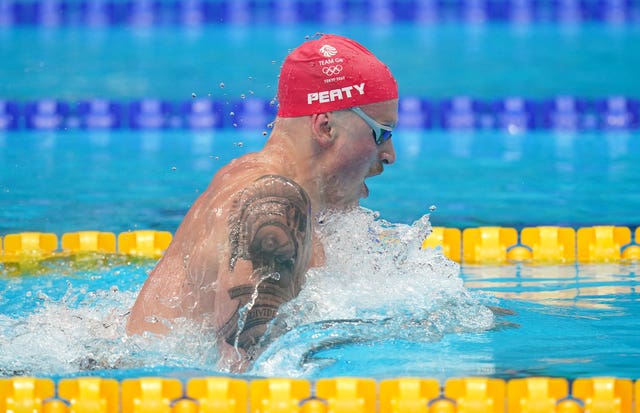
[349,107,393,146]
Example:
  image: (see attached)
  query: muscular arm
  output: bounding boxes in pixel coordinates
[220,175,312,358]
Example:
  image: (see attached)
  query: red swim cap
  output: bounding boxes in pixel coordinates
[277,34,398,118]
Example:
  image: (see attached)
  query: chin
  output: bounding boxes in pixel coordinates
[325,184,366,210]
[329,198,359,211]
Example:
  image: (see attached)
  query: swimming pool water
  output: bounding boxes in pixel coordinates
[2,24,640,100]
[1,129,639,234]
[2,245,638,380]
[2,20,640,382]
[1,131,639,380]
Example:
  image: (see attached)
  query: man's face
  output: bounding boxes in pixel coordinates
[323,99,398,209]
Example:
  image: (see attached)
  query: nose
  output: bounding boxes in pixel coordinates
[379,139,396,165]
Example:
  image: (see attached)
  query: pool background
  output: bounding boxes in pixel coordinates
[2,129,640,234]
[2,1,640,382]
[2,20,640,233]
[2,24,640,100]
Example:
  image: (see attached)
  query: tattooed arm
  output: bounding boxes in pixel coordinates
[219,175,313,361]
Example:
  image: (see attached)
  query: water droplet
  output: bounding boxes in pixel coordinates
[219,82,225,88]
[191,92,196,98]
[262,131,267,136]
[229,111,235,117]
[171,166,177,171]
[240,94,246,99]
[429,205,437,212]
[267,122,274,128]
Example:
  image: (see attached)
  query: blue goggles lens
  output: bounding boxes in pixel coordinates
[349,107,393,146]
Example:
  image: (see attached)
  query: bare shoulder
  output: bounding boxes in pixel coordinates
[228,174,312,275]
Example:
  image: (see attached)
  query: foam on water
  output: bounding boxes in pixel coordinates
[0,282,131,376]
[0,290,223,377]
[0,261,220,378]
[0,208,494,378]
[249,208,495,376]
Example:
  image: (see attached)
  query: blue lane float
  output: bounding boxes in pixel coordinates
[1,96,639,132]
[0,0,639,26]
[127,99,175,130]
[0,100,19,130]
[23,99,70,130]
[181,98,226,130]
[438,96,489,130]
[75,99,124,129]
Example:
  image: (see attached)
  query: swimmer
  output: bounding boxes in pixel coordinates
[126,34,399,372]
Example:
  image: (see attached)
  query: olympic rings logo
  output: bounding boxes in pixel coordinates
[322,65,343,76]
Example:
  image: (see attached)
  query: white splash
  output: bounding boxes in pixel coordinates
[0,265,219,377]
[250,208,495,376]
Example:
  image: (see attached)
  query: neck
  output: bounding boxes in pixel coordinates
[263,117,330,212]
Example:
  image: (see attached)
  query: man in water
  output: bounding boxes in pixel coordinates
[126,34,398,371]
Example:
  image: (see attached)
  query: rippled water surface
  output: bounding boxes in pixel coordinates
[1,210,638,380]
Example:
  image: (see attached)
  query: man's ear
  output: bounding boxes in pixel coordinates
[310,113,334,148]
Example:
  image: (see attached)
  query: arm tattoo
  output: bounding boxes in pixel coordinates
[224,175,312,352]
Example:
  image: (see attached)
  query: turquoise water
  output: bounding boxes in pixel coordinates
[2,25,640,100]
[1,130,639,234]
[1,235,638,380]
[1,131,639,380]
[2,22,640,380]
